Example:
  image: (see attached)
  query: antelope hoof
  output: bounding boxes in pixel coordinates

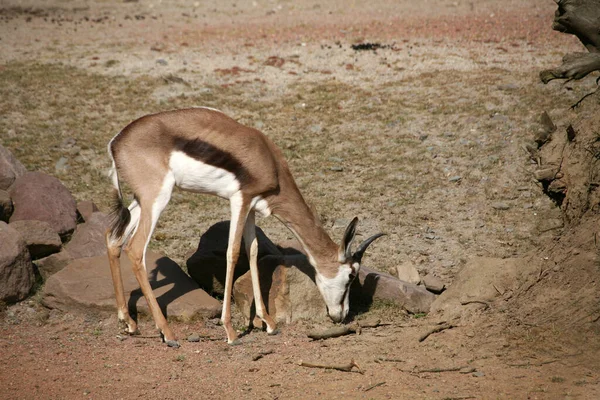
[228,338,242,346]
[118,319,139,335]
[267,327,280,336]
[166,340,180,348]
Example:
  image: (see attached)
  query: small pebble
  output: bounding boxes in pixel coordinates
[310,124,322,133]
[497,83,519,91]
[491,202,510,210]
[187,333,201,342]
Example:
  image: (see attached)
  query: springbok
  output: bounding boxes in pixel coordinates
[105,107,384,346]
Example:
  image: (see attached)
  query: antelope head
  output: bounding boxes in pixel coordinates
[315,217,385,323]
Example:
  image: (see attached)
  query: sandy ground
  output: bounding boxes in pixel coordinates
[1,0,599,398]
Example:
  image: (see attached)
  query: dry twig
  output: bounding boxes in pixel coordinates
[411,366,467,373]
[375,357,403,363]
[306,320,386,340]
[307,325,357,340]
[364,381,386,392]
[299,359,363,374]
[460,300,490,310]
[418,323,455,342]
[252,349,274,361]
[507,359,560,367]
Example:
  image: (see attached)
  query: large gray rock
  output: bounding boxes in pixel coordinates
[186,221,282,296]
[42,250,222,320]
[430,257,539,321]
[233,254,328,327]
[0,145,27,190]
[9,172,78,241]
[0,221,34,303]
[64,211,110,259]
[0,189,13,222]
[353,266,435,314]
[9,219,62,260]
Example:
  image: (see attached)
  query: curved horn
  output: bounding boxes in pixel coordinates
[352,233,386,262]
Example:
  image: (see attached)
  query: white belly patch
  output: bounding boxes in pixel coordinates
[169,151,241,198]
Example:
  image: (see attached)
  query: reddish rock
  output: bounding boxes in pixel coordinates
[0,189,13,222]
[65,212,110,259]
[0,221,34,303]
[76,200,100,223]
[9,172,78,241]
[36,212,111,280]
[35,251,73,280]
[9,219,62,259]
[42,250,222,320]
[0,145,27,191]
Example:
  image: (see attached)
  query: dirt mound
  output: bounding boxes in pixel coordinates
[491,90,600,364]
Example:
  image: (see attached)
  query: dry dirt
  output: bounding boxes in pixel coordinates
[1,0,599,399]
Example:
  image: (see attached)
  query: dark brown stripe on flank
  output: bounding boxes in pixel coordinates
[174,137,252,184]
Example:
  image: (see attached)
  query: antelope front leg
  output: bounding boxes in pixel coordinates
[221,194,251,344]
[244,211,278,334]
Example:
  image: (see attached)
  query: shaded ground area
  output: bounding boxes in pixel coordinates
[1,0,599,398]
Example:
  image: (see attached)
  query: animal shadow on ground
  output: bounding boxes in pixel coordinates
[127,256,190,321]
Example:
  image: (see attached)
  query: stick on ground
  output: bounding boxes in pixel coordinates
[252,349,274,361]
[299,359,363,374]
[307,325,357,340]
[418,323,455,342]
[306,320,388,340]
[364,381,386,392]
[413,366,468,373]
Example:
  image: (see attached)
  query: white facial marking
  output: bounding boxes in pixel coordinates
[315,264,354,323]
[169,151,241,199]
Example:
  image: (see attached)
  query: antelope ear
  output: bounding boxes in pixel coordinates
[339,217,359,260]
